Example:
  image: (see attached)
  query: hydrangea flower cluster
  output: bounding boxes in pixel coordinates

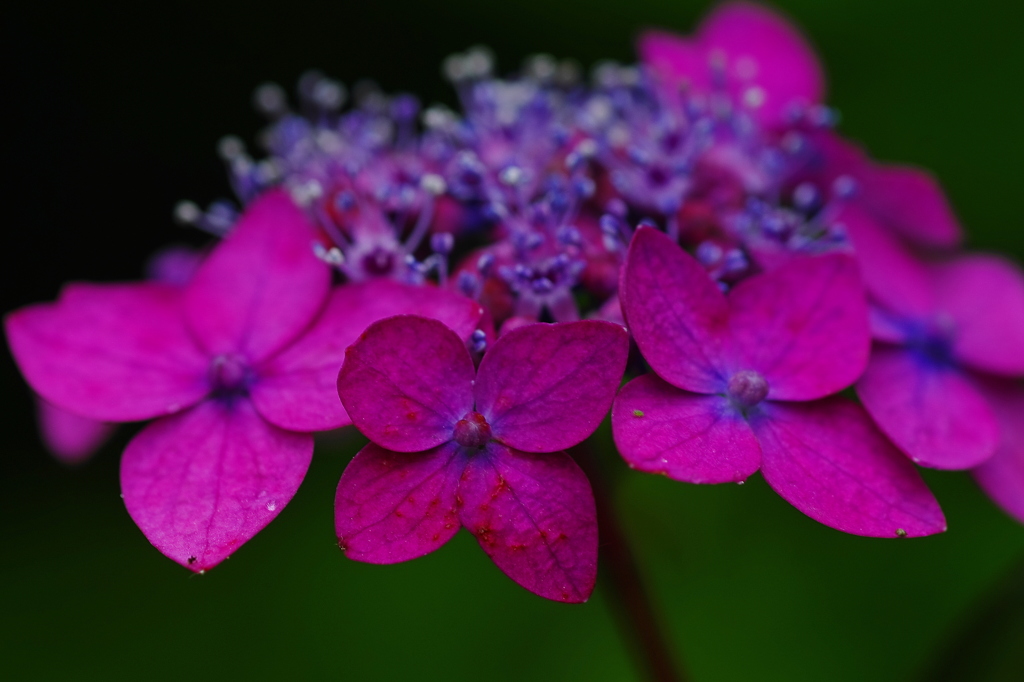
[6,2,1023,600]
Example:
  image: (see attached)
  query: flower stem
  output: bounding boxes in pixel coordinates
[573,441,687,682]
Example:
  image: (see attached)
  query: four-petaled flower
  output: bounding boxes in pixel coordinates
[335,315,628,602]
[5,190,484,571]
[844,209,1024,469]
[611,226,945,537]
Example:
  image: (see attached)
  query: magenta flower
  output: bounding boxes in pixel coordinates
[846,210,1024,469]
[335,315,629,602]
[5,190,484,571]
[971,376,1024,525]
[638,1,824,129]
[611,227,944,537]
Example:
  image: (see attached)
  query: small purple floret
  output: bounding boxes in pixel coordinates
[453,411,491,448]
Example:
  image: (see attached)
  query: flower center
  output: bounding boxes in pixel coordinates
[727,370,769,408]
[910,313,956,366]
[209,353,252,397]
[453,411,492,449]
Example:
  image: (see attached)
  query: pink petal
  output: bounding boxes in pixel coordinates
[930,254,1024,376]
[476,320,629,453]
[860,164,962,248]
[335,442,466,563]
[754,397,946,537]
[35,396,115,464]
[729,253,870,401]
[458,443,598,603]
[337,315,474,452]
[856,345,998,469]
[120,398,313,571]
[185,189,331,363]
[5,282,209,422]
[972,378,1024,524]
[252,281,484,433]
[839,204,935,319]
[798,130,871,187]
[621,226,730,393]
[611,374,761,484]
[699,1,824,127]
[637,29,708,90]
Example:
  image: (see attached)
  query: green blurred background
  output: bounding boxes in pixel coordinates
[3,1,1023,679]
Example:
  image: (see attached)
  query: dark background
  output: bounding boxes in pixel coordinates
[3,1,1023,680]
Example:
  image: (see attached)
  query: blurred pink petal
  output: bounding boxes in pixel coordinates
[697,1,824,126]
[839,204,934,318]
[637,29,706,88]
[857,345,998,469]
[120,399,313,571]
[612,374,761,484]
[972,378,1024,524]
[931,254,1024,376]
[756,398,946,537]
[35,397,115,464]
[144,245,205,287]
[640,2,824,128]
[860,164,962,248]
